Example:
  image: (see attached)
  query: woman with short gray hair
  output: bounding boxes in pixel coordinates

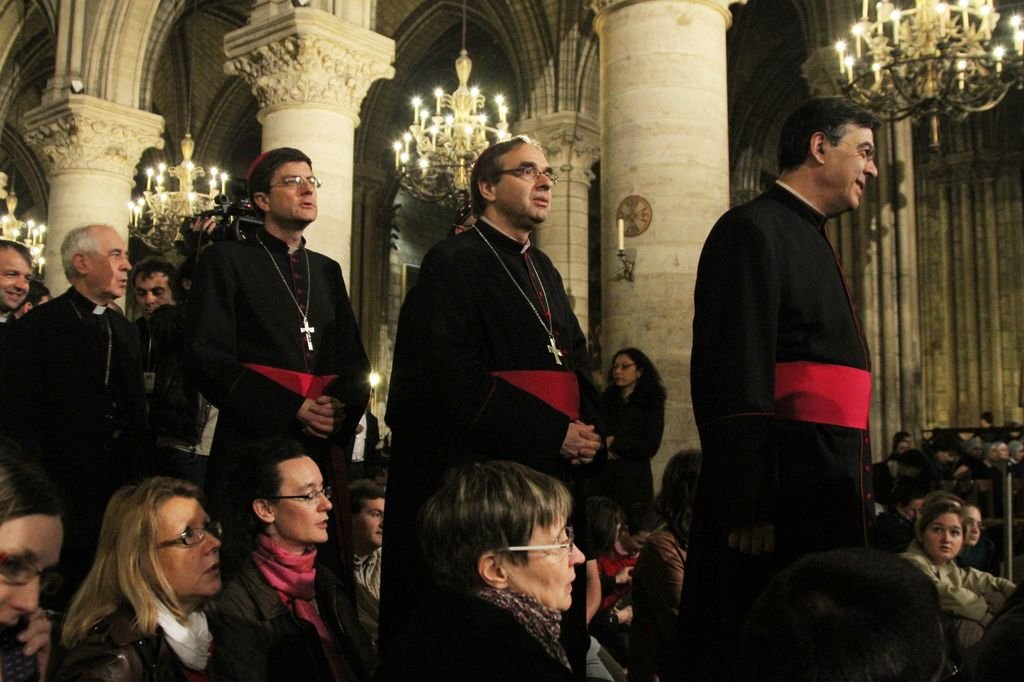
[376,460,582,681]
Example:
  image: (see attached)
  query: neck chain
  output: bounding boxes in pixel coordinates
[473,225,564,366]
[68,296,113,385]
[256,236,315,351]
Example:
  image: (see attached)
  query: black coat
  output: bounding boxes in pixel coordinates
[209,558,374,682]
[0,289,150,548]
[592,389,665,508]
[374,588,575,682]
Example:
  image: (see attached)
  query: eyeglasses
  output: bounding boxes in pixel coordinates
[158,521,223,548]
[265,486,333,505]
[0,553,63,596]
[270,176,322,190]
[612,362,636,371]
[496,166,559,185]
[500,526,575,558]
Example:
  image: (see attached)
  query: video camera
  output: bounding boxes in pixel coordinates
[177,195,262,254]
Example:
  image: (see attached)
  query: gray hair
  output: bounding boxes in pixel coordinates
[61,225,104,281]
[418,460,572,593]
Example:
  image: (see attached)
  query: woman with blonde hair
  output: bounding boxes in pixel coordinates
[56,477,222,680]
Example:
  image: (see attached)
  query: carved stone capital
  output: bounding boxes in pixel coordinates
[224,10,395,122]
[21,95,165,178]
[517,113,600,186]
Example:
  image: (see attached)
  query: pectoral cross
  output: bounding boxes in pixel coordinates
[300,317,315,351]
[547,336,563,366]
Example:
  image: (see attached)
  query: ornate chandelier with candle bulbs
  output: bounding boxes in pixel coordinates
[0,172,47,277]
[391,1,511,209]
[834,0,1024,149]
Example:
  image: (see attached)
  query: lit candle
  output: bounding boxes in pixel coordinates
[146,167,154,191]
[862,0,869,17]
[393,141,402,169]
[434,88,443,115]
[836,40,847,72]
[37,256,44,277]
[411,97,421,126]
[892,10,901,45]
[617,218,625,251]
[221,172,228,196]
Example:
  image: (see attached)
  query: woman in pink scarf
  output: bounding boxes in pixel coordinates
[209,439,373,681]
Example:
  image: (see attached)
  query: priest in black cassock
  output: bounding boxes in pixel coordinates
[1,225,150,605]
[381,136,603,677]
[674,98,880,681]
[185,148,370,581]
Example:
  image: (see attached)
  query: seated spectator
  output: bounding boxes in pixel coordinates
[973,580,1024,681]
[926,432,971,485]
[350,479,384,650]
[56,477,222,680]
[740,548,945,682]
[586,496,624,556]
[956,503,997,574]
[975,441,1010,516]
[210,439,373,681]
[0,441,63,680]
[375,460,583,681]
[900,498,1014,659]
[629,450,696,682]
[591,503,657,666]
[874,484,925,553]
[1007,440,1023,477]
[962,436,986,476]
[872,431,913,506]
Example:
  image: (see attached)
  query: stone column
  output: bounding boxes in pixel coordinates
[516,113,600,336]
[21,94,164,294]
[590,0,740,482]
[224,9,394,279]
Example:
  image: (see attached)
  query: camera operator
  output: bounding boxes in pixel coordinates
[184,147,370,573]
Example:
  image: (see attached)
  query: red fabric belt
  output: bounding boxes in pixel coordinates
[774,361,871,430]
[491,370,580,420]
[243,363,338,399]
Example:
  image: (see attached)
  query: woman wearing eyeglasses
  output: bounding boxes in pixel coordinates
[56,477,222,680]
[0,445,63,682]
[375,460,584,682]
[590,348,666,510]
[208,439,373,682]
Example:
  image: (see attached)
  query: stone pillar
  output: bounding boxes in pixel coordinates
[590,0,740,483]
[21,94,164,294]
[516,113,600,335]
[224,8,394,279]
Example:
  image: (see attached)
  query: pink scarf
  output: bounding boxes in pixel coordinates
[252,535,347,681]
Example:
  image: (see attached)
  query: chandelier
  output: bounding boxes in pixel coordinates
[0,172,47,277]
[129,0,227,252]
[835,0,1024,149]
[391,0,511,209]
[129,134,227,252]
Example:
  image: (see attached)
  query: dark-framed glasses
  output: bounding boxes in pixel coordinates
[496,166,559,185]
[0,553,63,596]
[270,175,322,190]
[158,521,223,548]
[499,526,575,558]
[265,486,332,505]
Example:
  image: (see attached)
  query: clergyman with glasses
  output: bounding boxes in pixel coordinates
[185,148,370,581]
[382,136,603,677]
[677,97,881,680]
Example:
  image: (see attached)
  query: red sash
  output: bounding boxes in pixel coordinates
[774,361,871,429]
[491,370,581,420]
[243,363,338,399]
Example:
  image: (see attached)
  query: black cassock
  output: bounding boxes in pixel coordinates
[185,228,369,578]
[675,184,873,681]
[382,218,601,672]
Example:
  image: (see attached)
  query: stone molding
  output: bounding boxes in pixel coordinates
[21,95,165,177]
[224,9,395,121]
[517,113,600,185]
[588,0,745,30]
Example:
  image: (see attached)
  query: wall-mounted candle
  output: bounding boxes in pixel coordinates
[617,218,625,251]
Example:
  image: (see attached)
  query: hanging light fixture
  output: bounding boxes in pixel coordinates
[129,0,228,252]
[834,0,1024,150]
[0,172,47,277]
[391,0,511,209]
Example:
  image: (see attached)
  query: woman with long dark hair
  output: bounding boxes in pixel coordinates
[592,348,666,508]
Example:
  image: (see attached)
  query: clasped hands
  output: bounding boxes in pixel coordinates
[297,396,346,439]
[728,523,775,555]
[560,420,601,465]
